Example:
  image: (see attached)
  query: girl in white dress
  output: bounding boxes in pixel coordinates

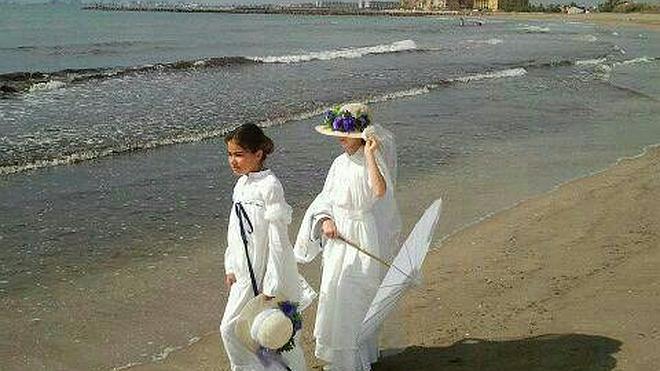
[294,104,400,371]
[220,123,312,371]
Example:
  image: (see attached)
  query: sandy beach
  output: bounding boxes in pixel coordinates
[489,12,660,31]
[2,6,659,370]
[129,141,659,371]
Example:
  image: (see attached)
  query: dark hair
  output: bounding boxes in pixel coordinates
[224,123,274,161]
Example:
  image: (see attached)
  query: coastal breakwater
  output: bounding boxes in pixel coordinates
[82,4,455,16]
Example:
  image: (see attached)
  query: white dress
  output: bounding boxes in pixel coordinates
[294,142,400,371]
[220,169,313,371]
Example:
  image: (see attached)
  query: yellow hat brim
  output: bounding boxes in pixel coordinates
[314,125,364,139]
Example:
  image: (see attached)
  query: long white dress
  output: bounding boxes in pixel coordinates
[220,169,312,371]
[294,141,400,371]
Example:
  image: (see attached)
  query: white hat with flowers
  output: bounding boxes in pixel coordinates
[315,103,372,139]
[234,294,302,354]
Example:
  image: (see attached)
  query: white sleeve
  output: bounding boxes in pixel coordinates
[261,180,294,297]
[224,245,238,275]
[294,160,336,263]
[224,204,239,275]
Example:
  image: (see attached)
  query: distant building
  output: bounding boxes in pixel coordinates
[314,1,359,8]
[400,0,446,10]
[565,5,586,13]
[473,0,497,10]
[368,1,400,9]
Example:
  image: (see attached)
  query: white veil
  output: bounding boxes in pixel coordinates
[362,124,401,261]
[361,124,406,353]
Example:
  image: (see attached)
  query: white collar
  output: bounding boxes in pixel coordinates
[246,168,271,180]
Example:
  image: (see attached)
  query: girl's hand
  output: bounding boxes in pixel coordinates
[365,138,379,156]
[321,218,338,239]
[225,273,236,289]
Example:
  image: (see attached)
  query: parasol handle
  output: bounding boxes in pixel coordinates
[337,235,414,279]
[337,235,391,268]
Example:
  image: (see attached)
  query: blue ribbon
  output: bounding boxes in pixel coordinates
[235,202,259,297]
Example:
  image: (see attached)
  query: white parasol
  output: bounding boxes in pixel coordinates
[357,198,443,347]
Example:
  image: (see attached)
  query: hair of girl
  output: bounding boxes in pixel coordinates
[225,124,274,162]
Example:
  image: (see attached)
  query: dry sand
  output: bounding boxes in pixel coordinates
[488,12,660,31]
[133,145,660,370]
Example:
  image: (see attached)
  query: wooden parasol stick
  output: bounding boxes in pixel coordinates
[337,235,392,268]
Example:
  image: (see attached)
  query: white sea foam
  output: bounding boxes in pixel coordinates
[249,40,418,64]
[613,45,627,55]
[110,336,205,370]
[368,86,434,103]
[449,68,527,83]
[28,80,66,92]
[519,25,551,33]
[485,38,504,45]
[112,362,143,371]
[2,67,528,176]
[151,345,180,362]
[581,57,655,80]
[0,126,237,176]
[468,38,503,45]
[613,56,655,67]
[576,34,598,42]
[309,68,527,113]
[576,58,607,66]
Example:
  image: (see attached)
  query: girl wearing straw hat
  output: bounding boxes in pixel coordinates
[221,124,315,371]
[294,103,401,370]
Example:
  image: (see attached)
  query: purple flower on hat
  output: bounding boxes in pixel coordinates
[324,110,334,122]
[280,301,296,317]
[322,104,370,133]
[272,300,303,352]
[332,116,343,131]
[342,116,356,132]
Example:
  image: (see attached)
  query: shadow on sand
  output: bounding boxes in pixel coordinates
[373,333,622,371]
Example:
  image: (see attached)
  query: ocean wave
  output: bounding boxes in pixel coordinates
[576,34,598,42]
[0,56,259,95]
[368,86,434,103]
[0,40,420,95]
[518,25,551,33]
[272,68,528,122]
[449,68,527,83]
[573,56,658,81]
[0,126,237,176]
[613,56,657,67]
[0,67,528,176]
[575,58,608,66]
[249,40,418,64]
[28,80,67,92]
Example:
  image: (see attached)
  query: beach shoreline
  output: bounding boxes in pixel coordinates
[128,144,660,370]
[81,5,660,31]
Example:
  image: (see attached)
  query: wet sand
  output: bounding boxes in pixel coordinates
[377,145,660,371]
[131,144,659,370]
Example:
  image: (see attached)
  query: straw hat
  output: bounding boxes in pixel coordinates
[315,103,371,139]
[234,294,294,352]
